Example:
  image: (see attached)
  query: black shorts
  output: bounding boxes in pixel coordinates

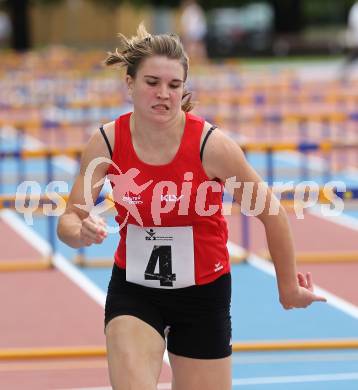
[105,264,232,359]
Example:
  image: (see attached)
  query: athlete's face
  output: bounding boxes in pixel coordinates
[126,56,185,122]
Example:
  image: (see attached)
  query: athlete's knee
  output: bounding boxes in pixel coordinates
[110,370,157,390]
[107,344,160,390]
[106,323,163,378]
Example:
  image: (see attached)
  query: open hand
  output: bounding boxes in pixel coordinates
[280,272,327,310]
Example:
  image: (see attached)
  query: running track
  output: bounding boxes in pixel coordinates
[1,204,358,388]
[1,104,358,388]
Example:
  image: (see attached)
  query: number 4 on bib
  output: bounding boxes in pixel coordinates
[126,224,194,288]
[144,245,176,287]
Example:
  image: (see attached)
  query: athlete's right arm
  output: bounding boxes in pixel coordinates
[57,122,114,248]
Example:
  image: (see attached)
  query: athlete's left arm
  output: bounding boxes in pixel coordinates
[201,126,326,309]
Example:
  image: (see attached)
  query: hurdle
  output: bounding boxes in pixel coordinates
[1,338,358,360]
[3,188,356,270]
[232,339,358,352]
[2,141,358,269]
[0,191,115,271]
[259,251,358,264]
[0,259,53,272]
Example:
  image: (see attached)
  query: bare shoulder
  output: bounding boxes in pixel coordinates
[201,121,238,152]
[79,121,115,174]
[102,120,115,148]
[86,121,114,156]
[201,121,244,180]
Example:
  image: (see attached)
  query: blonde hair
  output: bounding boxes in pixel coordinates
[105,23,194,112]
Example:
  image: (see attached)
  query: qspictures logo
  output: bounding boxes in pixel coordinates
[14,156,347,231]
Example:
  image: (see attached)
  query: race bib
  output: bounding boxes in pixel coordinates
[126,224,195,289]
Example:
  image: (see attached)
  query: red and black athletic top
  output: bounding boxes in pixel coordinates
[106,111,230,285]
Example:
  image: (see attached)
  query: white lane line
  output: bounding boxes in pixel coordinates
[0,209,105,307]
[0,209,170,365]
[1,209,52,256]
[52,253,106,307]
[56,372,358,389]
[7,126,357,373]
[4,207,356,352]
[228,241,358,320]
[232,372,358,386]
[309,205,358,231]
[232,351,358,364]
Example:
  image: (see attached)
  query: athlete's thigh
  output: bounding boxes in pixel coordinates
[169,352,232,390]
[106,315,166,389]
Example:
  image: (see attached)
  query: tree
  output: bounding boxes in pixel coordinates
[6,0,31,50]
[5,0,64,51]
[269,0,303,33]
